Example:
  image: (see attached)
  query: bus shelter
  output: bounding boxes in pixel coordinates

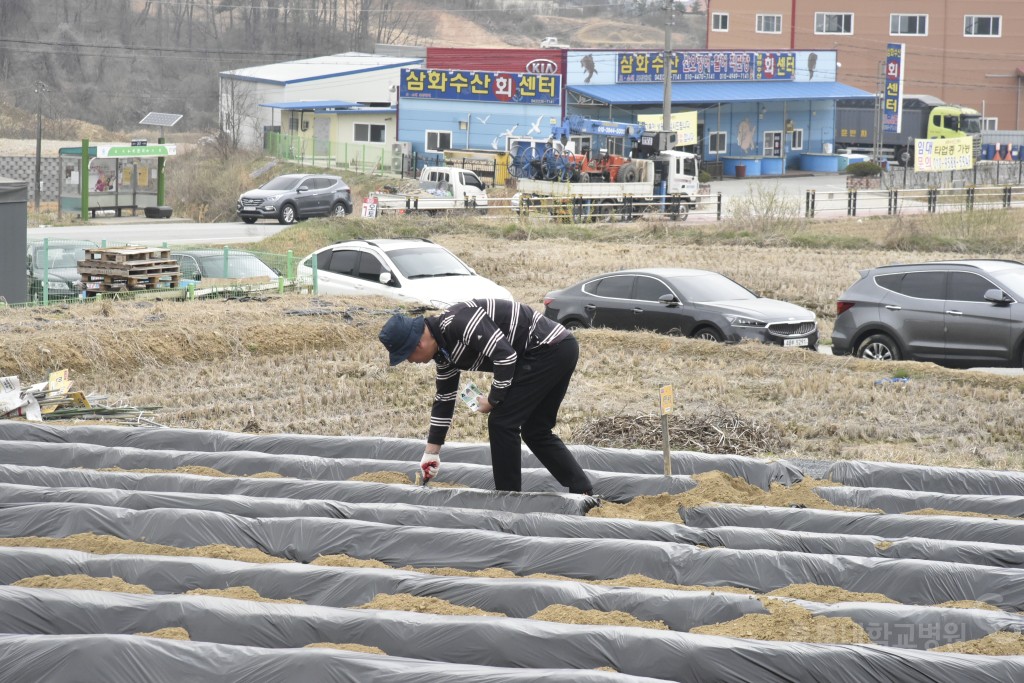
[59,142,175,218]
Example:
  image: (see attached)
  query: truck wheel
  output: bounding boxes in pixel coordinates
[591,200,615,223]
[617,162,638,183]
[577,172,590,183]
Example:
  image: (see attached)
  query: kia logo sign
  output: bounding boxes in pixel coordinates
[526,59,559,74]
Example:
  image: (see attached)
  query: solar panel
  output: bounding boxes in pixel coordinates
[139,112,183,127]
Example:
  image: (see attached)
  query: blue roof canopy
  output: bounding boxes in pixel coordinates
[569,81,872,106]
[259,100,364,111]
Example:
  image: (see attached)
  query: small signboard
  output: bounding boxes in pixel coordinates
[660,384,673,415]
[361,198,379,218]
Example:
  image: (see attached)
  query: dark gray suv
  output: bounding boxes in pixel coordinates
[237,173,352,224]
[832,260,1024,367]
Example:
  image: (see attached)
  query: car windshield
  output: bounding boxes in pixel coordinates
[990,269,1024,298]
[194,254,276,279]
[388,247,472,279]
[260,176,302,191]
[31,246,86,270]
[666,273,757,302]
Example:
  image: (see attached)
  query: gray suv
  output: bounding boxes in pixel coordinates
[237,173,352,224]
[832,260,1024,367]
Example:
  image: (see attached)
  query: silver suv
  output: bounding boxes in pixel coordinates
[237,173,352,224]
[832,260,1024,367]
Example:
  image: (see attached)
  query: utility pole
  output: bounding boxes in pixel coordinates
[662,1,674,132]
[34,81,47,211]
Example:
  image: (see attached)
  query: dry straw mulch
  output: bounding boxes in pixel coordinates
[357,593,503,618]
[304,642,387,655]
[14,574,153,594]
[98,466,282,478]
[134,627,191,640]
[569,410,782,456]
[0,533,286,564]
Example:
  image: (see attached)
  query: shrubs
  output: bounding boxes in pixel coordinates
[845,161,883,177]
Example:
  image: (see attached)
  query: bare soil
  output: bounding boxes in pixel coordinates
[14,574,153,594]
[766,584,898,605]
[588,472,871,524]
[0,533,286,564]
[357,593,504,618]
[134,627,191,640]
[690,599,873,644]
[98,466,282,478]
[185,586,302,604]
[529,605,669,631]
[931,631,1024,656]
[304,642,387,655]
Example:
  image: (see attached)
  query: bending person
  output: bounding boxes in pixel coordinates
[379,299,592,495]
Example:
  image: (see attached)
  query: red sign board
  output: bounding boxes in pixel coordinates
[427,48,567,76]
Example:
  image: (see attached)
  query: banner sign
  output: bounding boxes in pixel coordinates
[399,68,560,105]
[914,137,974,172]
[883,43,905,134]
[96,144,176,158]
[637,111,698,145]
[617,51,795,83]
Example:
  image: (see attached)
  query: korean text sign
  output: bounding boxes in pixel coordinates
[617,51,795,83]
[400,68,561,105]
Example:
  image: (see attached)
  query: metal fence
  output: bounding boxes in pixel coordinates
[264,132,391,175]
[18,240,302,308]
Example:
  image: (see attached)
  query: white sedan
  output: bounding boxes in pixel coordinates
[297,238,512,308]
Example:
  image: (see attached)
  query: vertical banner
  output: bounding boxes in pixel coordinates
[883,43,905,134]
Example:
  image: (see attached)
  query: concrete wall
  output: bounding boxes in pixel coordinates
[0,157,60,203]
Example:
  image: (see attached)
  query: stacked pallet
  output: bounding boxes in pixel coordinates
[78,246,180,295]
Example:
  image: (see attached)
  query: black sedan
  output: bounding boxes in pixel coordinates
[543,268,818,349]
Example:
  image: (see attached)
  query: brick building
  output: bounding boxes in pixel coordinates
[705,1,1023,130]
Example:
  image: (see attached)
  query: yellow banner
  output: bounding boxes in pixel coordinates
[638,112,698,146]
[914,137,974,172]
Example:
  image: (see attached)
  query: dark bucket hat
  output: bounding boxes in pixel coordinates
[379,314,425,366]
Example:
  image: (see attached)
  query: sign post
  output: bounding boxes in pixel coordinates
[659,384,674,476]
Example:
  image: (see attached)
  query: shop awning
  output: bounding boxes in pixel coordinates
[568,80,872,106]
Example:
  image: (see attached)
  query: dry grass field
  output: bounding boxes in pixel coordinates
[5,215,1024,472]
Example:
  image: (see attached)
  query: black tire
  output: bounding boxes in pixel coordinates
[693,326,723,343]
[241,216,258,224]
[577,172,590,183]
[856,333,901,361]
[329,202,346,218]
[562,317,588,330]
[278,204,297,225]
[617,162,638,184]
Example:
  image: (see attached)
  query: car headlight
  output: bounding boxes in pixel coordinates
[723,314,766,327]
[263,195,280,203]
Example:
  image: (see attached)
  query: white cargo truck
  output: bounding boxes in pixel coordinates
[365,166,488,216]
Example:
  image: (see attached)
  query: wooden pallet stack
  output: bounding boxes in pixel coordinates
[78,246,181,295]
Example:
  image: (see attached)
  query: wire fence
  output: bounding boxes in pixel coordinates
[17,240,307,308]
[264,132,392,175]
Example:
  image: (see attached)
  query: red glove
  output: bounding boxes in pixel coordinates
[420,452,440,482]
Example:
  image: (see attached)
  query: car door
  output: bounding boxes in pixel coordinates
[313,248,361,295]
[631,275,684,333]
[943,270,1015,365]
[350,252,399,297]
[882,270,947,362]
[295,176,320,216]
[585,275,637,330]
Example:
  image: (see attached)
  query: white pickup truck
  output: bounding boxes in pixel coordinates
[366,166,489,216]
[540,37,570,49]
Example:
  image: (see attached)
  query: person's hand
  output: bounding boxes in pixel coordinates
[420,451,440,482]
[476,396,494,414]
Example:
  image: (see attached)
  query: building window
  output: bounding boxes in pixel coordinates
[791,129,804,151]
[965,15,1001,37]
[354,123,386,143]
[712,12,729,32]
[757,14,782,34]
[890,14,927,36]
[709,131,727,154]
[982,117,999,131]
[815,12,853,35]
[425,130,451,152]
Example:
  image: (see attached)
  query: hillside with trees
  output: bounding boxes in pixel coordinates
[0,0,706,136]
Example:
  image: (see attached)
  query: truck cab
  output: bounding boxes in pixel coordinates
[654,150,700,197]
[418,167,488,206]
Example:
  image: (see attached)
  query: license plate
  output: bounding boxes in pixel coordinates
[784,338,809,347]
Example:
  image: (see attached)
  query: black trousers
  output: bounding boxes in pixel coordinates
[487,336,592,493]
